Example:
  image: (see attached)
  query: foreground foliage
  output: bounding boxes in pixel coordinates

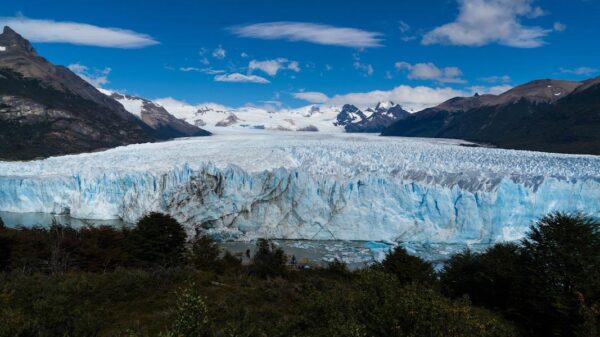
[0,212,598,337]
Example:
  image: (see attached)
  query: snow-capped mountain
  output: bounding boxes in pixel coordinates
[148,98,409,133]
[101,90,210,138]
[154,97,343,133]
[335,101,410,132]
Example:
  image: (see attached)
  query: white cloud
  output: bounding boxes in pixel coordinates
[293,85,470,112]
[0,16,158,48]
[212,46,226,59]
[422,0,551,48]
[398,20,417,41]
[214,73,270,84]
[468,84,513,95]
[179,67,225,75]
[229,21,383,48]
[398,21,411,33]
[293,91,329,103]
[553,22,566,32]
[479,75,511,83]
[68,63,111,87]
[248,58,300,76]
[395,61,466,83]
[241,52,249,58]
[559,67,598,76]
[288,61,301,72]
[353,53,374,76]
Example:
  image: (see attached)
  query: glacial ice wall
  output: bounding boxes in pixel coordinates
[0,131,598,243]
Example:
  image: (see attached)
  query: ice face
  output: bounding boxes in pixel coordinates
[0,131,598,244]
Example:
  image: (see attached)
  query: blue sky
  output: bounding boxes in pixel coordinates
[1,0,599,110]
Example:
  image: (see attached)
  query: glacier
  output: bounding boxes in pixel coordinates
[0,130,598,244]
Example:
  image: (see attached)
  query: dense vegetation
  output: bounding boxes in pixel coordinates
[0,212,598,337]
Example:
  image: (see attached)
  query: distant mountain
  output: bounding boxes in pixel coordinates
[335,101,410,132]
[105,91,210,138]
[155,98,344,132]
[156,99,409,133]
[382,78,600,155]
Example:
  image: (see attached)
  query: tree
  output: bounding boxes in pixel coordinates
[129,213,187,268]
[440,243,523,312]
[380,246,437,286]
[250,239,287,278]
[189,234,221,271]
[520,212,600,337]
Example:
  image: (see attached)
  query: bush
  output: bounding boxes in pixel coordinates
[441,212,600,337]
[189,234,221,271]
[164,284,211,337]
[129,213,187,268]
[380,246,437,286]
[291,270,517,337]
[250,239,287,278]
[440,243,523,312]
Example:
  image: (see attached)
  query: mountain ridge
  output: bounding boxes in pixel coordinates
[382,77,600,155]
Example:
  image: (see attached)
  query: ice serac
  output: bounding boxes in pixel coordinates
[0,133,598,244]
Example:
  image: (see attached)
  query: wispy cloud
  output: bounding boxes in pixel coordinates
[214,73,270,84]
[479,75,512,83]
[395,61,466,83]
[0,15,158,48]
[179,67,225,75]
[249,58,300,76]
[212,46,226,59]
[229,21,383,48]
[553,22,567,32]
[422,0,550,48]
[353,52,374,76]
[468,85,513,95]
[68,63,111,87]
[559,67,598,76]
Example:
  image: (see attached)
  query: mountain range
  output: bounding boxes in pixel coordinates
[1,25,599,158]
[382,78,600,155]
[0,26,208,160]
[151,99,409,133]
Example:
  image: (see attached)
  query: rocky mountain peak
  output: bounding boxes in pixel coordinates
[0,26,36,55]
[375,101,395,111]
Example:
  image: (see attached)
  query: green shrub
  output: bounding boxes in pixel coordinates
[189,234,221,271]
[164,283,211,337]
[380,246,437,286]
[129,213,187,268]
[249,239,287,278]
[441,212,600,337]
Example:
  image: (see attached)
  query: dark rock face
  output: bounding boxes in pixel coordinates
[215,113,241,127]
[382,77,600,155]
[335,102,410,133]
[0,26,209,160]
[109,93,210,138]
[0,26,157,160]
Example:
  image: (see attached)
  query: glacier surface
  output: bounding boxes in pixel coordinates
[0,130,598,244]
